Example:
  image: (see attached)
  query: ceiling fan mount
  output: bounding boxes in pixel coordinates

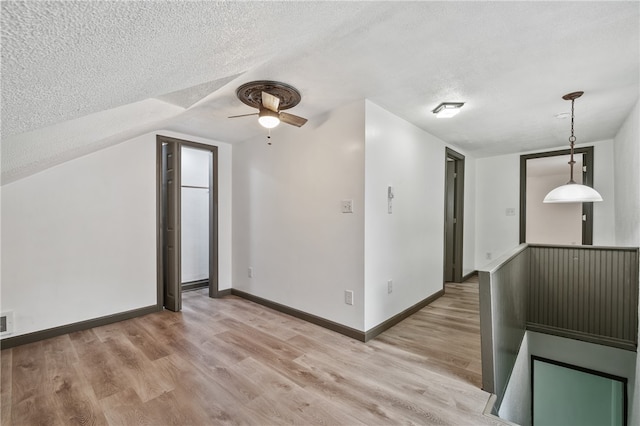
[229,80,307,128]
[236,80,302,110]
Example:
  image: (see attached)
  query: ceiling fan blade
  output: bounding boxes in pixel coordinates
[228,112,258,118]
[279,112,308,127]
[262,91,280,112]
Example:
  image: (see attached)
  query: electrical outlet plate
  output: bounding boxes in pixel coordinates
[387,280,393,294]
[341,200,353,214]
[344,290,354,305]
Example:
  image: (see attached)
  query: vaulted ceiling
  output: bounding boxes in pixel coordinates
[2,1,638,183]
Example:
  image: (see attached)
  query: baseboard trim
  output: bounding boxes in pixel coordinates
[364,289,445,341]
[230,289,366,341]
[461,270,478,282]
[182,279,209,292]
[231,288,445,343]
[215,288,232,297]
[0,305,160,349]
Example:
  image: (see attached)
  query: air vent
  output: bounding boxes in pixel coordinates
[1,312,14,335]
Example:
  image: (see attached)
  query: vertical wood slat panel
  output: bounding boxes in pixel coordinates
[527,246,639,349]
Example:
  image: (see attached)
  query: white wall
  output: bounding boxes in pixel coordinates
[1,134,156,337]
[461,155,477,278]
[475,140,616,269]
[363,101,447,330]
[591,140,616,246]
[0,130,233,338]
[612,99,640,426]
[232,99,475,333]
[475,153,521,268]
[613,100,640,247]
[232,100,366,331]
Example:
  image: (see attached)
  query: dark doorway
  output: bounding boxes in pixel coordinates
[520,147,595,245]
[444,148,465,283]
[157,135,219,312]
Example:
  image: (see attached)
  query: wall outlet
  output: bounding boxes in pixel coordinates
[341,199,354,214]
[505,207,516,216]
[387,280,393,294]
[486,252,492,260]
[248,267,254,278]
[344,290,354,305]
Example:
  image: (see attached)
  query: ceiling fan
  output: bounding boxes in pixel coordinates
[228,80,308,128]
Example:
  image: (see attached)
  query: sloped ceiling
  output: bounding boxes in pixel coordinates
[1,1,638,183]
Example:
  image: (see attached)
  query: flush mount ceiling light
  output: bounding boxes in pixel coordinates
[543,91,603,204]
[432,102,464,118]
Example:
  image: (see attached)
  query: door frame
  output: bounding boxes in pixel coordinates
[519,146,594,245]
[443,147,465,283]
[156,135,220,311]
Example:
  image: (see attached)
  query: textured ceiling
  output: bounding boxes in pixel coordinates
[2,1,639,183]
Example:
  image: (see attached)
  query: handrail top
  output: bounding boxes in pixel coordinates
[528,243,639,252]
[478,244,528,275]
[478,243,639,276]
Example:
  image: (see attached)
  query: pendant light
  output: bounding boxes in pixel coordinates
[543,91,603,203]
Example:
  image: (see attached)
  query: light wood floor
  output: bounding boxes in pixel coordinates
[1,278,504,425]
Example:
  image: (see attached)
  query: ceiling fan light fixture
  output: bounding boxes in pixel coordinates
[432,102,464,118]
[258,108,280,128]
[544,91,603,204]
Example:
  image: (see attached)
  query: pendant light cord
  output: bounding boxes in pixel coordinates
[567,98,577,184]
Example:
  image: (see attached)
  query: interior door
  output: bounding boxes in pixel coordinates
[162,142,181,311]
[443,148,465,283]
[444,159,456,282]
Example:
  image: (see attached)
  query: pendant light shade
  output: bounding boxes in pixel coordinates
[543,91,603,204]
[543,182,603,203]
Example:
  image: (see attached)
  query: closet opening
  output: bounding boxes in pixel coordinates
[157,135,219,312]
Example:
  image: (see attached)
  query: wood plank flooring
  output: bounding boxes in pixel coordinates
[1,278,506,425]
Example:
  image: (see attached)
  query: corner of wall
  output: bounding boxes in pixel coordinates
[363,101,447,330]
[610,98,640,426]
[231,99,366,331]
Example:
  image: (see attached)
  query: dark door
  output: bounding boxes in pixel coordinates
[162,142,181,311]
[443,148,465,283]
[444,159,456,282]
